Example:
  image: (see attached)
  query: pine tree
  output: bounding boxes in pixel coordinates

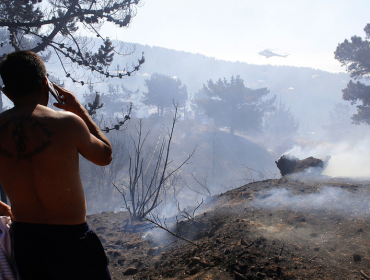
[142,73,188,117]
[335,24,370,124]
[197,75,275,135]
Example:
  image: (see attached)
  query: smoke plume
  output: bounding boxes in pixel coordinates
[253,187,370,217]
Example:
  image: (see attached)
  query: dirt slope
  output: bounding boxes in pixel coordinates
[88,176,370,280]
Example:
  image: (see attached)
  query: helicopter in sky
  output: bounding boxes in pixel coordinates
[258,49,289,58]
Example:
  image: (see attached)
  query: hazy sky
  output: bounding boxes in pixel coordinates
[99,0,370,73]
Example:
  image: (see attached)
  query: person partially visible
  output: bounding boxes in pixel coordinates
[0,201,14,220]
[0,50,112,279]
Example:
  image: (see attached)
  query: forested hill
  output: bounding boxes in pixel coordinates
[115,42,349,94]
[106,42,351,138]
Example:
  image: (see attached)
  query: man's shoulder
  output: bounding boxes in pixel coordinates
[36,106,83,124]
[36,108,89,144]
[0,105,88,137]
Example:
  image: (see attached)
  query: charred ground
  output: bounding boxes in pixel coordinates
[88,176,370,280]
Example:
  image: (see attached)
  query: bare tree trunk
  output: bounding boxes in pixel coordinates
[115,103,196,221]
[0,93,6,204]
[0,93,3,113]
[212,129,216,187]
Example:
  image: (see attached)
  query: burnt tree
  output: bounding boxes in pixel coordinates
[113,104,196,221]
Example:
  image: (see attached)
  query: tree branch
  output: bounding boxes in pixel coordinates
[144,215,199,247]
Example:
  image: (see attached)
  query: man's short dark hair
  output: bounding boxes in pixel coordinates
[0,51,46,97]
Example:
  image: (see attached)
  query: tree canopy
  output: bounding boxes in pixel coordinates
[264,98,298,139]
[197,75,275,135]
[322,103,353,142]
[141,73,188,117]
[262,98,298,154]
[335,23,370,125]
[0,0,145,84]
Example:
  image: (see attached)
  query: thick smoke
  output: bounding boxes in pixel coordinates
[284,138,370,178]
[253,187,370,217]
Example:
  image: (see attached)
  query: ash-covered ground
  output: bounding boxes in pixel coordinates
[88,176,370,279]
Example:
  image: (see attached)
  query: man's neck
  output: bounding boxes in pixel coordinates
[13,98,48,109]
[13,101,40,107]
[12,88,48,107]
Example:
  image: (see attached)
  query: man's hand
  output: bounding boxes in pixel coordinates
[52,84,87,117]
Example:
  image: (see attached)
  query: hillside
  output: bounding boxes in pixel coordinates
[115,43,350,138]
[89,175,370,279]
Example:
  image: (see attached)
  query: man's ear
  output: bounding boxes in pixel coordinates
[1,87,13,101]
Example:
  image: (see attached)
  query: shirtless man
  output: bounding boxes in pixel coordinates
[0,51,112,279]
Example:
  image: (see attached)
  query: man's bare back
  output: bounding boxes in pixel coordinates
[0,104,85,224]
[0,83,112,225]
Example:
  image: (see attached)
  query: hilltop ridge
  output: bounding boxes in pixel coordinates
[89,175,370,279]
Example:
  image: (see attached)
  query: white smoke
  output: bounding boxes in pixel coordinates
[284,138,370,178]
[253,187,370,216]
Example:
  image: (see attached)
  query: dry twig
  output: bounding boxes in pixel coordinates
[144,215,199,247]
[308,252,321,263]
[361,270,370,280]
[279,243,285,256]
[177,199,204,221]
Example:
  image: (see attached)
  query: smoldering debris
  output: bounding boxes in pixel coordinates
[252,186,370,216]
[275,154,330,176]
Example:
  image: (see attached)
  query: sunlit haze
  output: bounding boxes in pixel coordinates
[2,2,370,278]
[99,0,370,73]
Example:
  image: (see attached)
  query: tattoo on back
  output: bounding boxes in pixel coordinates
[0,116,54,162]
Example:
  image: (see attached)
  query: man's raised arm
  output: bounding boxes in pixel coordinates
[53,84,113,166]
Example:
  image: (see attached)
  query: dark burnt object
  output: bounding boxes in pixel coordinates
[275,154,330,176]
